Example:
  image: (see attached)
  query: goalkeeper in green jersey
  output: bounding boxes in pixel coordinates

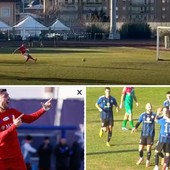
[120,86,138,130]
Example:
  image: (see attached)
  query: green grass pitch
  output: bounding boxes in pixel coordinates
[86,87,170,170]
[0,47,170,84]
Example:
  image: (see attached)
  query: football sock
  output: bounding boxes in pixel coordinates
[122,120,127,127]
[154,153,159,166]
[165,156,170,168]
[147,151,151,161]
[139,150,143,158]
[129,120,134,128]
[107,131,112,142]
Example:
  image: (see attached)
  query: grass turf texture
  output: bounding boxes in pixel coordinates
[86,87,170,170]
[0,47,170,84]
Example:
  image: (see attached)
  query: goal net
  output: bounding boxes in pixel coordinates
[156,26,170,60]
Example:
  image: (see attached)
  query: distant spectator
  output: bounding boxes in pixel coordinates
[54,138,70,170]
[39,33,43,47]
[70,141,84,170]
[28,34,33,47]
[38,137,53,170]
[21,135,37,170]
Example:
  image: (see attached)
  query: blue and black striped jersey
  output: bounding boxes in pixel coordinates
[157,117,170,143]
[138,112,156,137]
[97,95,117,119]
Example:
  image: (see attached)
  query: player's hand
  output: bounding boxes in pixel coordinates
[157,107,163,115]
[131,128,136,134]
[116,107,119,112]
[119,104,123,109]
[136,102,139,107]
[13,114,24,127]
[98,108,103,112]
[41,98,52,111]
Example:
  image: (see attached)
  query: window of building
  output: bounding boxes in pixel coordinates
[162,15,165,19]
[162,7,166,11]
[122,6,126,10]
[1,8,10,17]
[162,0,166,3]
[151,7,154,11]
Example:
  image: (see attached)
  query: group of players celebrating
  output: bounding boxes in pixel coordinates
[96,87,170,170]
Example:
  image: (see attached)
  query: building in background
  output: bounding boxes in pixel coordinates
[0,0,19,26]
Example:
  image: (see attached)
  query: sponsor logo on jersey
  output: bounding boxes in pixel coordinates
[3,116,9,121]
[5,123,12,129]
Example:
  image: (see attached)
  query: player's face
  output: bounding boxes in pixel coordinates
[146,103,152,113]
[105,89,110,98]
[167,94,170,101]
[0,91,10,110]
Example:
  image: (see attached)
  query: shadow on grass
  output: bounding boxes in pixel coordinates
[60,64,146,71]
[86,148,137,156]
[0,48,109,54]
[0,74,126,84]
[157,59,170,62]
[87,119,138,124]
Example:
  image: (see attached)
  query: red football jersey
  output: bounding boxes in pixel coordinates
[0,108,45,170]
[122,87,134,95]
[18,45,27,54]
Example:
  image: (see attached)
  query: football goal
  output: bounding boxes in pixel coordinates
[156,26,170,60]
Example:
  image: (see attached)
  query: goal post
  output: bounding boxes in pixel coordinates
[156,26,170,60]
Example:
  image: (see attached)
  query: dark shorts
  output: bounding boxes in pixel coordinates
[101,118,113,127]
[139,136,154,145]
[155,141,170,153]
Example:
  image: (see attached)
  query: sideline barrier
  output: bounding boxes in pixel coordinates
[18,125,78,138]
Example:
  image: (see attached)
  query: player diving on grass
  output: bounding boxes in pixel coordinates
[0,89,52,170]
[95,87,119,147]
[12,42,37,63]
[131,103,156,167]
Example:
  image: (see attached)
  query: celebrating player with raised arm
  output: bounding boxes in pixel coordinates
[13,42,37,63]
[153,107,170,170]
[96,87,119,147]
[0,89,52,170]
[131,103,156,167]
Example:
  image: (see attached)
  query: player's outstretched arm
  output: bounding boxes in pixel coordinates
[12,47,19,54]
[13,114,24,127]
[155,107,163,122]
[22,98,53,123]
[41,98,52,111]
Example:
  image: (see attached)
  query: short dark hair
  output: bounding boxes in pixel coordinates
[26,135,32,141]
[0,89,7,93]
[105,87,110,91]
[44,136,49,140]
[167,91,170,95]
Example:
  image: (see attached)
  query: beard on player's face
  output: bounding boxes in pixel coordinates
[0,96,10,110]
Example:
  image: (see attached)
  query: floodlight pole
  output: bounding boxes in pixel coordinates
[156,27,159,61]
[109,0,117,39]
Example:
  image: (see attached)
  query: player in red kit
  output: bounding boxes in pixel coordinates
[13,42,37,63]
[0,89,52,170]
